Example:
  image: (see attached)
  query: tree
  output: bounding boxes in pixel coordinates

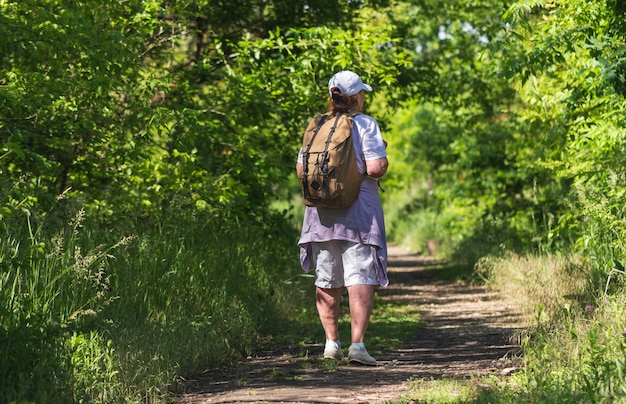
[0,0,411,226]
[0,1,169,218]
[501,0,626,281]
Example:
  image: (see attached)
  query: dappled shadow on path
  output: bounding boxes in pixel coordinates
[178,245,523,404]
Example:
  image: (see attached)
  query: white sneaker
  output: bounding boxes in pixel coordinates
[348,344,376,366]
[323,342,343,360]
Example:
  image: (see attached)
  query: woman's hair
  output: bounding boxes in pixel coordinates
[327,87,362,114]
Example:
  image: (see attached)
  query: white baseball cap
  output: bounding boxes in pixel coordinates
[328,70,372,97]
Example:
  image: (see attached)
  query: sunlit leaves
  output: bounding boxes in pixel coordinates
[495,0,626,273]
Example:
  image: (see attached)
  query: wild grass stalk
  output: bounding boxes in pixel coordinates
[0,207,129,402]
[0,200,304,402]
[472,252,626,402]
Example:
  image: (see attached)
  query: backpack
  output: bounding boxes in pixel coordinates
[300,112,365,209]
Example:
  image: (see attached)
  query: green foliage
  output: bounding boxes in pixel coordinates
[67,332,121,403]
[0,0,160,202]
[4,0,626,400]
[0,0,416,400]
[1,0,413,227]
[380,0,626,280]
[494,0,626,288]
[379,0,550,264]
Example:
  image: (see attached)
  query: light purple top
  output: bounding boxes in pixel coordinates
[297,113,389,287]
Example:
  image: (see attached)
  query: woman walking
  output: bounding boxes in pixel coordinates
[296,70,389,365]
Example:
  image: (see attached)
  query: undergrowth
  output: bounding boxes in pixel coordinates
[476,253,626,403]
[413,254,626,403]
[0,199,304,403]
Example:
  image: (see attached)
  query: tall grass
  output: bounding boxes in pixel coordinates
[0,201,305,402]
[472,252,626,403]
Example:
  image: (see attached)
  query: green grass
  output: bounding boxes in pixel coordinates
[267,287,423,358]
[0,204,305,403]
[366,297,424,353]
[473,253,626,403]
[394,377,486,404]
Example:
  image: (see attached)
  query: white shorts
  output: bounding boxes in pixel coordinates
[312,240,380,288]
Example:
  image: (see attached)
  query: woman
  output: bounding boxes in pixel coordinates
[296,70,389,366]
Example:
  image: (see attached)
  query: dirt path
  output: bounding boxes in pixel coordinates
[178,245,523,403]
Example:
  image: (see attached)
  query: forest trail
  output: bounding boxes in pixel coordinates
[177,245,523,403]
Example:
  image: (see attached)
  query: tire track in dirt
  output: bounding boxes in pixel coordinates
[177,245,523,404]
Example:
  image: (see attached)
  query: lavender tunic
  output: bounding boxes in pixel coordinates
[297,113,389,287]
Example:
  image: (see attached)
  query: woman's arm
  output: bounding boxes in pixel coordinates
[296,162,304,179]
[365,157,388,178]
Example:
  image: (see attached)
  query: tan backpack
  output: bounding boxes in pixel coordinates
[300,112,365,209]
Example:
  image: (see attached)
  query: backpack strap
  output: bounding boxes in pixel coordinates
[320,114,342,199]
[302,114,329,199]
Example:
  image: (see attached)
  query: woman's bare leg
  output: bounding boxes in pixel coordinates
[316,287,342,340]
[346,284,374,343]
